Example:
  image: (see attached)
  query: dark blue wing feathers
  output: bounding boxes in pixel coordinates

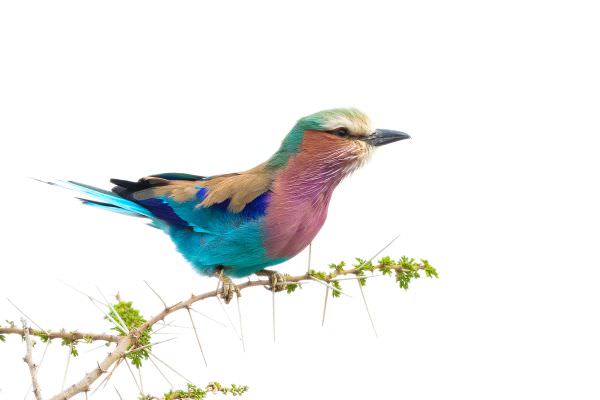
[109,174,270,230]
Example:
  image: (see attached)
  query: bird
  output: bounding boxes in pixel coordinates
[43,108,410,302]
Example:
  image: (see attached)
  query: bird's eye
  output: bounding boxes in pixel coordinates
[332,127,350,137]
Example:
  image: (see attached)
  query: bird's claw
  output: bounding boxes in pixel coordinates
[215,271,240,304]
[256,270,289,292]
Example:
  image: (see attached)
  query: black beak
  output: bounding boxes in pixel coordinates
[361,129,411,146]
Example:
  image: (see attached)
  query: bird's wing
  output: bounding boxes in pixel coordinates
[111,166,273,232]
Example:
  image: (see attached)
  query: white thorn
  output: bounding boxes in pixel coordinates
[308,276,352,298]
[124,358,143,395]
[126,337,177,355]
[186,308,208,367]
[149,356,173,389]
[357,281,378,338]
[236,296,246,353]
[364,233,402,266]
[151,320,175,334]
[114,386,124,400]
[88,297,128,334]
[83,343,109,354]
[57,279,106,306]
[6,298,46,333]
[321,287,329,327]
[61,345,72,391]
[150,353,192,383]
[96,287,129,334]
[94,358,122,393]
[331,274,383,282]
[306,242,312,274]
[215,296,243,342]
[144,280,168,309]
[272,290,276,344]
[138,366,144,395]
[189,307,228,328]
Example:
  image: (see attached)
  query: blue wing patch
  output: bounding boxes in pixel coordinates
[136,188,270,233]
[137,198,191,227]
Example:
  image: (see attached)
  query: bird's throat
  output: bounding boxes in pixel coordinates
[263,131,365,259]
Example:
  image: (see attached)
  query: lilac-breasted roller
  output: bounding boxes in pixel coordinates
[47,108,410,302]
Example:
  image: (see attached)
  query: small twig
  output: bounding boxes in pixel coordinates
[21,321,42,400]
[24,339,50,400]
[0,327,119,343]
[0,327,122,343]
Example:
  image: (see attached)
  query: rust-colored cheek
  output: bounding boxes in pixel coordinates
[301,130,364,157]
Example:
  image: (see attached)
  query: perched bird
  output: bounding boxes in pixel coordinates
[45,108,410,302]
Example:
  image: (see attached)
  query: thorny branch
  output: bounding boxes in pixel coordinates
[1,257,437,400]
[0,327,120,343]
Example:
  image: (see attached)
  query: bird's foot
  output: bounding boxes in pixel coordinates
[256,269,289,292]
[214,270,240,304]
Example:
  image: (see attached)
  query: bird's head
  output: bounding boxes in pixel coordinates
[267,108,410,171]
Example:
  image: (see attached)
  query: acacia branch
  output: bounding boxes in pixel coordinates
[0,327,120,343]
[50,259,435,400]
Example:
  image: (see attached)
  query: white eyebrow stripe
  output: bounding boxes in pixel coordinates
[321,114,373,137]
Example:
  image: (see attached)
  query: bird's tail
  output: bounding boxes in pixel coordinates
[36,178,155,220]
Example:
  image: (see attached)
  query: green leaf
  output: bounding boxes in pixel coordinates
[422,259,439,278]
[378,256,394,266]
[328,261,346,273]
[330,280,343,298]
[106,300,152,368]
[38,331,50,343]
[286,283,301,294]
[309,269,327,281]
[61,336,80,357]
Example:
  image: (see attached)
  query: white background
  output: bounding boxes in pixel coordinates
[1,1,599,399]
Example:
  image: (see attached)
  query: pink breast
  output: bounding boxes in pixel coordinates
[264,187,331,259]
[263,131,355,259]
